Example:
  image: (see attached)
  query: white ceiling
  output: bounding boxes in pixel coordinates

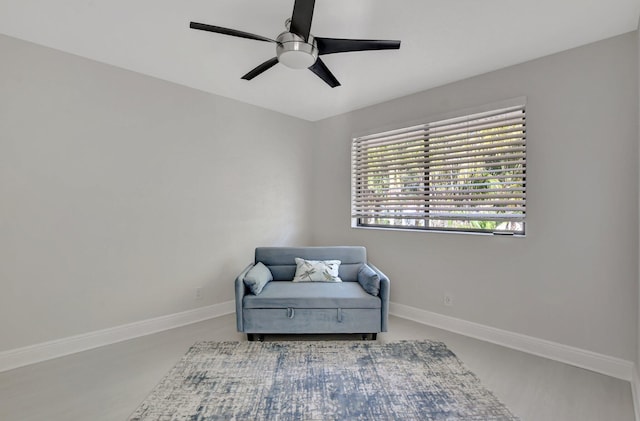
[1,0,639,121]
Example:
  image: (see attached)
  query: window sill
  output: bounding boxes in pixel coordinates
[351,224,526,238]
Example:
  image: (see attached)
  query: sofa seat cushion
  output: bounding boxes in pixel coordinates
[243,281,381,309]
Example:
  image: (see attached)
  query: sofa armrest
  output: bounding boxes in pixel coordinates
[367,262,390,332]
[235,263,254,332]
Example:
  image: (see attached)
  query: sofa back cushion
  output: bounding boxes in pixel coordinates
[255,247,366,282]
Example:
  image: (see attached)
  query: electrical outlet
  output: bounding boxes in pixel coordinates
[196,288,203,300]
[443,293,453,306]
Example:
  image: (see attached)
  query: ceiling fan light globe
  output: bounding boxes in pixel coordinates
[278,50,316,69]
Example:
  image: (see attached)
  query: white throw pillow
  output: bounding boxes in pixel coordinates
[292,258,342,282]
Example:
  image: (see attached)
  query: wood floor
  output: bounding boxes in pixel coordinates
[0,314,634,420]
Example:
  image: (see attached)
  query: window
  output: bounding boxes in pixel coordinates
[351,99,526,235]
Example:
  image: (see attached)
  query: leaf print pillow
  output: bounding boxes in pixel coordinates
[292,258,342,282]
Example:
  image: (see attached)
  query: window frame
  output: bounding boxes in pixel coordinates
[350,97,527,236]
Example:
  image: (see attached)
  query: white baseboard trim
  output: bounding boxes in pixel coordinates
[632,366,640,421]
[0,300,235,373]
[1,300,633,385]
[389,302,634,381]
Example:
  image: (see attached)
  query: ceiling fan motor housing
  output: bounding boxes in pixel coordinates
[276,32,318,69]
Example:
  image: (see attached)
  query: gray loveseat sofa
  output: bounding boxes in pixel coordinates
[235,246,390,341]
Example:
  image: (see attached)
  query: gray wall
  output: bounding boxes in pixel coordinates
[637,20,640,372]
[0,35,314,352]
[311,33,639,361]
[2,30,638,363]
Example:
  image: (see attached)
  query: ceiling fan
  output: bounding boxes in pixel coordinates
[190,0,401,88]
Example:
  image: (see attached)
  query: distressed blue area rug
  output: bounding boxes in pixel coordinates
[129,340,519,420]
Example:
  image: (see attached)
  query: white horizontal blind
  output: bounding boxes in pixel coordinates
[351,103,526,233]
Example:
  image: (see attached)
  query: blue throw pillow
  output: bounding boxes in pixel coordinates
[358,264,380,296]
[244,262,273,295]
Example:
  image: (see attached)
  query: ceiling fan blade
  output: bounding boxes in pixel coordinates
[290,0,315,41]
[308,58,340,88]
[241,57,279,80]
[190,22,276,43]
[316,38,401,55]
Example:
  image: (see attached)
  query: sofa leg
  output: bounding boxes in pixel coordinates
[371,333,377,340]
[248,334,265,342]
